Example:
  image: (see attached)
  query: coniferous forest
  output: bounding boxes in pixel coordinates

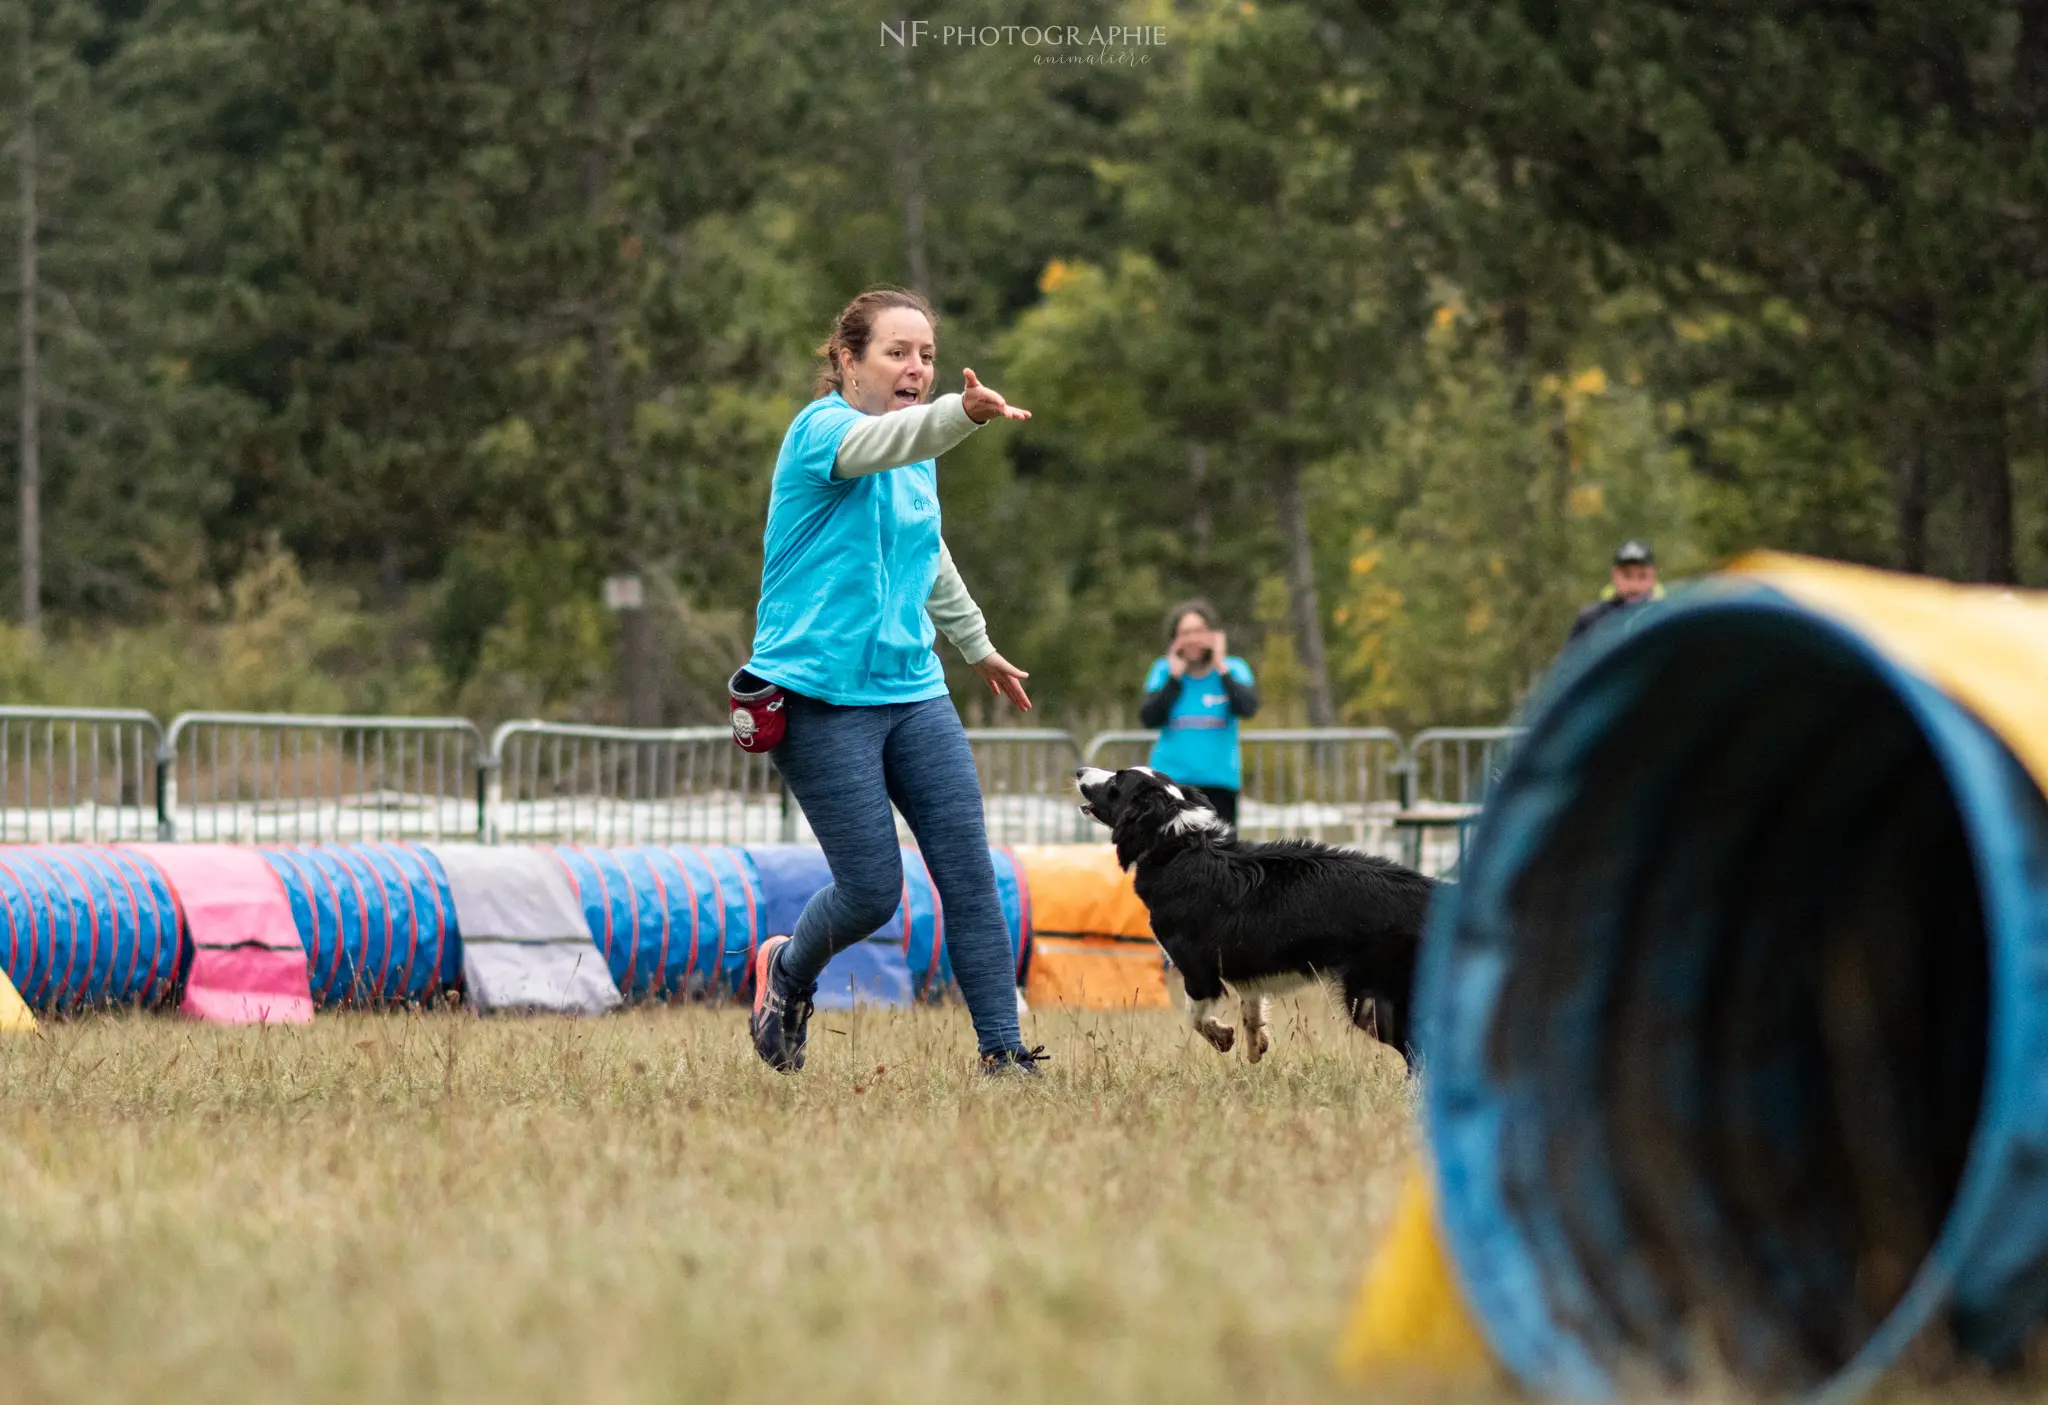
[5,0,2045,730]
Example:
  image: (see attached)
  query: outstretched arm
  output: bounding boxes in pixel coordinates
[834,395,981,479]
[832,369,1031,480]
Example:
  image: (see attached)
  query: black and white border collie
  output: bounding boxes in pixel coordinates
[1074,765,1433,1068]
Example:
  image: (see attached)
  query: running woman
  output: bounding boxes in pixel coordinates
[734,288,1046,1077]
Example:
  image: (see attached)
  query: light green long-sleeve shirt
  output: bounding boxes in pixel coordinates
[833,392,994,664]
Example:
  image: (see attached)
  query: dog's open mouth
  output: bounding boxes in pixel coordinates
[1077,802,1102,822]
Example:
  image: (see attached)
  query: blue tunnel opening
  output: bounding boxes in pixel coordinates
[1422,593,2048,1397]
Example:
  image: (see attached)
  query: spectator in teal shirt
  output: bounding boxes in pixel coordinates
[1138,600,1260,829]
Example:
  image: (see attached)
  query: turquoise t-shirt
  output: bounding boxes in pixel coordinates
[1143,655,1255,790]
[747,393,949,706]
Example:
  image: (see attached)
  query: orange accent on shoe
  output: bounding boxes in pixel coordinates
[752,934,790,1016]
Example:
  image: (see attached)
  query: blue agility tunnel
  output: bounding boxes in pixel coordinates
[899,846,1035,999]
[0,845,182,1010]
[1419,556,2048,1401]
[895,847,947,1000]
[751,844,834,939]
[749,844,1032,1005]
[748,844,909,1007]
[551,845,762,999]
[0,838,1036,1017]
[990,845,1034,987]
[260,845,461,1006]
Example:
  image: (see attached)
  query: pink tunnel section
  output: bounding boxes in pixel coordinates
[127,844,314,1026]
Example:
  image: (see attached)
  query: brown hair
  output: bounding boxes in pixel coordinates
[1163,598,1220,644]
[812,288,939,398]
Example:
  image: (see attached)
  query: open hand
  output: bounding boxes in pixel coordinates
[961,369,1031,424]
[973,651,1033,712]
[1209,630,1227,664]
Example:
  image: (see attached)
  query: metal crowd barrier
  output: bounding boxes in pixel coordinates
[1239,727,1411,850]
[1077,729,1159,773]
[160,712,488,843]
[0,704,1524,860]
[0,706,163,842]
[1084,727,1411,852]
[488,721,790,846]
[1397,726,1524,876]
[487,723,1088,846]
[965,729,1088,844]
[1407,726,1523,805]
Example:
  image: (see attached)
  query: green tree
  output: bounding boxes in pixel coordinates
[1361,0,2048,582]
[1004,1,1404,724]
[1,0,226,626]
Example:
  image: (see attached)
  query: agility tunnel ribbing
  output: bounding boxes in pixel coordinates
[990,845,1034,988]
[0,841,1094,1014]
[552,845,763,1000]
[0,845,183,1013]
[261,844,462,1006]
[887,845,1032,1001]
[1396,553,2048,1400]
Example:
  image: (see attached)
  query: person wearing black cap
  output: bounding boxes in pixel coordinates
[1566,540,1666,644]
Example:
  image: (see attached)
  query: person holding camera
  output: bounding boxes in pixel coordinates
[1137,600,1260,829]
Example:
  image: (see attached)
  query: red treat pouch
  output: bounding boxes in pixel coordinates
[729,668,787,753]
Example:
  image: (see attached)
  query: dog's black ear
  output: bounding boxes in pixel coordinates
[1110,780,1181,870]
[1110,797,1155,870]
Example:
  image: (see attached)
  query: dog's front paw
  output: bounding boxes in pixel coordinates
[1245,1026,1270,1064]
[1196,1019,1236,1054]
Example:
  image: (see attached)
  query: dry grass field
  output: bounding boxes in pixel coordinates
[0,998,1423,1405]
[8,1000,2044,1405]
